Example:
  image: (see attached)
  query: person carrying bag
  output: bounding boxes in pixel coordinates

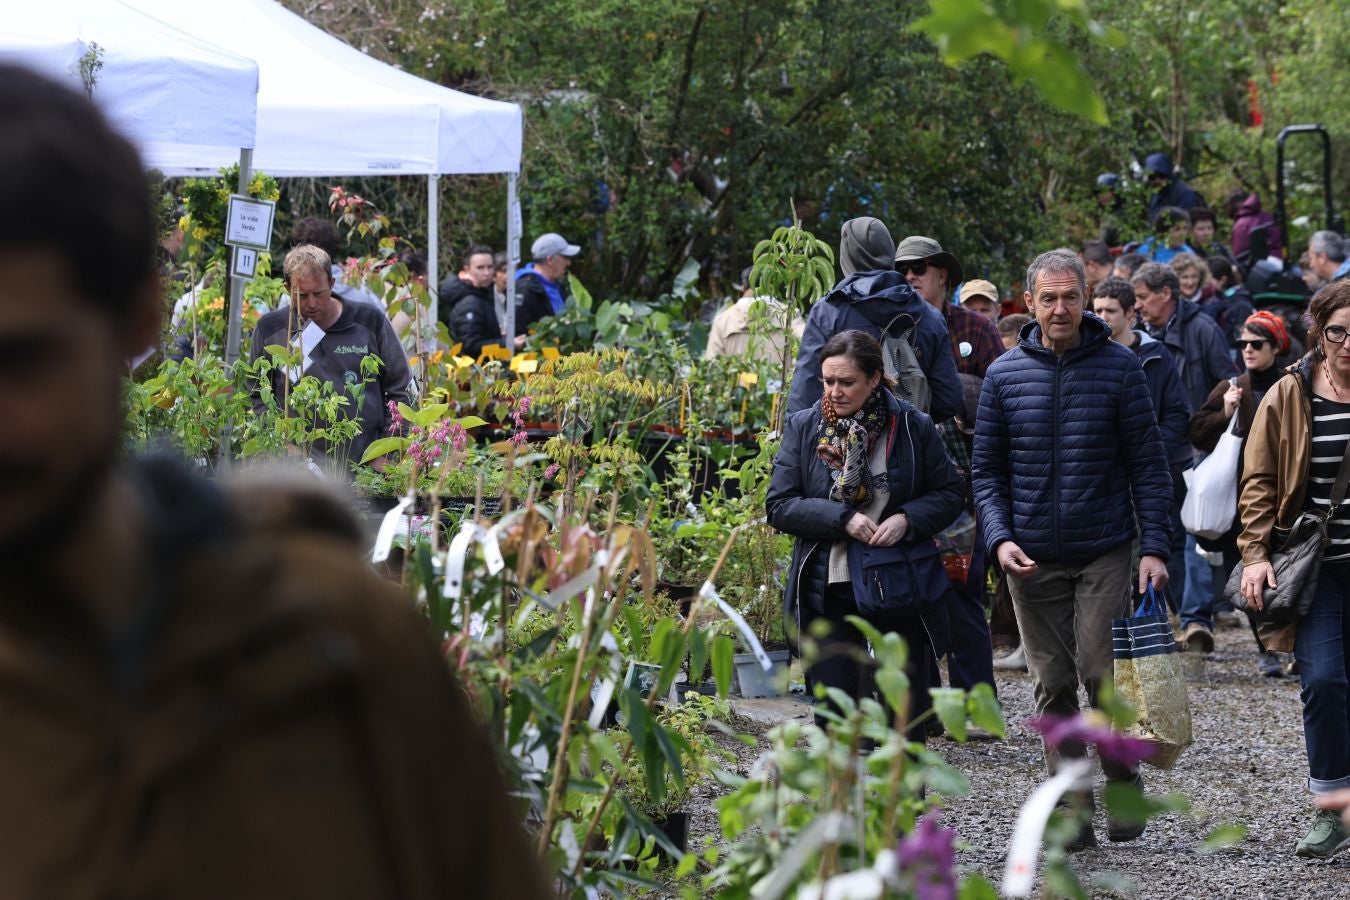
[1232,283,1350,859]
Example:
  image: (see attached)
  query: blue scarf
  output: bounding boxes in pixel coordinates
[517,263,565,314]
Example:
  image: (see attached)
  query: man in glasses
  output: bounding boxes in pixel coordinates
[895,236,1003,378]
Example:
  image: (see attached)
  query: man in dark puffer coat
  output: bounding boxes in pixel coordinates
[973,250,1173,849]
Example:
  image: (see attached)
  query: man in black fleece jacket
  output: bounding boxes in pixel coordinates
[249,244,410,468]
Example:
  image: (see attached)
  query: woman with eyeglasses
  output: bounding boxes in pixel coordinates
[1189,311,1294,676]
[1234,282,1350,859]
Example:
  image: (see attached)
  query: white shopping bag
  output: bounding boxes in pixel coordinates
[1180,409,1242,540]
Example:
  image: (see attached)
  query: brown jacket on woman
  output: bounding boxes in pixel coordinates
[1235,358,1315,650]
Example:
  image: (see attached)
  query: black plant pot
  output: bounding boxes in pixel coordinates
[653,811,689,864]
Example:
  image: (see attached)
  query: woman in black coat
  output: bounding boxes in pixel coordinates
[766,330,964,736]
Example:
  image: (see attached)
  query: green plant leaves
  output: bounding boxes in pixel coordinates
[359,435,411,464]
[1200,823,1248,853]
[930,687,969,741]
[711,633,734,697]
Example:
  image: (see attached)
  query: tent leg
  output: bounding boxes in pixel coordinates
[219,147,254,473]
[505,172,519,356]
[427,173,440,330]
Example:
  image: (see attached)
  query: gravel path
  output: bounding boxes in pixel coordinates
[683,622,1350,898]
[941,620,1350,898]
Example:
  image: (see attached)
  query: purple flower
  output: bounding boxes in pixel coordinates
[1027,713,1155,768]
[544,462,560,480]
[510,429,528,448]
[387,400,403,427]
[896,813,956,900]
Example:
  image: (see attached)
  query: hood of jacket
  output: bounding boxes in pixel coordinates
[825,271,929,327]
[839,217,897,277]
[1016,310,1113,362]
[1237,193,1264,217]
[1134,329,1165,365]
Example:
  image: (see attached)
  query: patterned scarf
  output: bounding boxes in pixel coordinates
[816,387,890,507]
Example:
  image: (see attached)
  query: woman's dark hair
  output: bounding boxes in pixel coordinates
[1207,255,1237,287]
[0,64,154,320]
[493,251,508,272]
[1309,280,1350,359]
[1152,206,1190,233]
[819,330,894,389]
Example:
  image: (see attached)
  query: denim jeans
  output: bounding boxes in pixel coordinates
[1164,463,1189,619]
[1179,534,1213,630]
[1295,560,1350,794]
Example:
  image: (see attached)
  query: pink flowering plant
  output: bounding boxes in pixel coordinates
[351,400,497,498]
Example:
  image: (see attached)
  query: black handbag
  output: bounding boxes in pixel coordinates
[848,539,950,619]
[1225,441,1350,624]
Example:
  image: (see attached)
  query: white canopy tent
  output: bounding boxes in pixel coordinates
[0,0,259,170]
[121,0,526,365]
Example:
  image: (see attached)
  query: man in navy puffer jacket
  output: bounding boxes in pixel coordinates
[973,250,1172,848]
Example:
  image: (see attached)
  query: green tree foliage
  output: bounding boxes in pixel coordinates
[284,0,1345,295]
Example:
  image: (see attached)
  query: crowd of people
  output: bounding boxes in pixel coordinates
[769,192,1350,857]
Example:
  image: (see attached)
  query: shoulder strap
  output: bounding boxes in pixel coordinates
[1330,438,1350,513]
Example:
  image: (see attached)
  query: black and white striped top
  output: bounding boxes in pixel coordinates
[1307,394,1350,562]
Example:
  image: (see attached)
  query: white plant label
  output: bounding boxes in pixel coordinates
[442,522,484,599]
[224,193,276,250]
[371,494,413,563]
[700,580,773,672]
[1002,758,1093,897]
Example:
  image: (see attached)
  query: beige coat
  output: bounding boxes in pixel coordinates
[704,295,805,362]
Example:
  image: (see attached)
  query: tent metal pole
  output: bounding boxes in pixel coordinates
[218,147,253,473]
[223,147,253,373]
[505,171,519,356]
[427,173,440,329]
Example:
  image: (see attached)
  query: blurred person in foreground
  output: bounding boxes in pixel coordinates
[973,250,1172,850]
[0,64,543,899]
[1237,282,1350,859]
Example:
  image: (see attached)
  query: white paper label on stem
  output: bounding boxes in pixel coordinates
[700,580,773,672]
[371,494,412,563]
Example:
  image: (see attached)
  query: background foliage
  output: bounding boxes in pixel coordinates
[278,0,1346,296]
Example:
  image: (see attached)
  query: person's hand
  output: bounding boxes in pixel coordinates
[1316,789,1350,829]
[997,542,1038,577]
[1138,554,1169,595]
[513,334,528,349]
[1223,382,1243,417]
[1241,561,1275,612]
[845,513,879,543]
[870,513,910,547]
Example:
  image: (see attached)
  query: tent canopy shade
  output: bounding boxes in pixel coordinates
[0,0,259,166]
[123,0,522,177]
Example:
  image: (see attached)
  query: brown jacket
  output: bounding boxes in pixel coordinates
[0,462,545,900]
[1237,357,1313,566]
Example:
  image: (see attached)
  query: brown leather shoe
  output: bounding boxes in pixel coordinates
[1180,623,1214,653]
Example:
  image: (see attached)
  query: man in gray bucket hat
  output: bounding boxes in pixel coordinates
[786,217,962,421]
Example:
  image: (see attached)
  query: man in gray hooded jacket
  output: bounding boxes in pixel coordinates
[786,217,961,420]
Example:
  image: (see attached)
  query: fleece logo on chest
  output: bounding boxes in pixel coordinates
[332,344,370,355]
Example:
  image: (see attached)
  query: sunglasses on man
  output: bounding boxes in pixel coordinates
[897,259,929,276]
[1232,338,1271,350]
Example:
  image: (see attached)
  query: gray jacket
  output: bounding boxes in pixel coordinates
[1151,298,1240,414]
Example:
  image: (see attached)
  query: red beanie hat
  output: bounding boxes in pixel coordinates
[1245,310,1290,354]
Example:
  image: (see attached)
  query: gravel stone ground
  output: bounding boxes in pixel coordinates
[685,622,1350,898]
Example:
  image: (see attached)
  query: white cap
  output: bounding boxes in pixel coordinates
[531,233,581,259]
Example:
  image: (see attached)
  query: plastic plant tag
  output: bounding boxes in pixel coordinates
[371,494,413,563]
[481,525,506,574]
[442,521,484,598]
[1002,758,1092,897]
[700,580,773,672]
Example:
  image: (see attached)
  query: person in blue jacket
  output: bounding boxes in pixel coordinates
[786,217,962,422]
[1092,276,1193,617]
[1144,152,1205,223]
[973,250,1173,850]
[769,330,964,737]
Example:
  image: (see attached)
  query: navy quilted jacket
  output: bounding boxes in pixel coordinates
[972,312,1173,565]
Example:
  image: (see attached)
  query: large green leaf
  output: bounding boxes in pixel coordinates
[359,435,410,464]
[711,633,734,697]
[930,687,968,741]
